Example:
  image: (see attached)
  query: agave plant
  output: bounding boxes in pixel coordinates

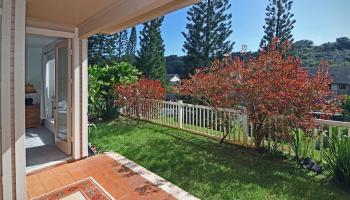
[322,136,350,186]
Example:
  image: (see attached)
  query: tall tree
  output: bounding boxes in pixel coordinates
[88,34,104,66]
[182,0,234,75]
[126,27,137,65]
[127,27,137,56]
[115,30,128,60]
[166,55,185,76]
[88,34,115,66]
[137,22,152,76]
[260,0,296,48]
[137,17,166,84]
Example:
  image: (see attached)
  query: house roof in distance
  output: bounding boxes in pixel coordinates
[166,74,180,80]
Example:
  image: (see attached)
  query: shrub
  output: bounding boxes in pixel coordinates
[180,57,242,143]
[341,95,350,121]
[290,129,315,162]
[115,78,166,120]
[88,62,140,121]
[322,137,350,186]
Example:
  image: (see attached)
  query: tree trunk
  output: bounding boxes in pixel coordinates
[253,125,265,149]
[219,123,229,144]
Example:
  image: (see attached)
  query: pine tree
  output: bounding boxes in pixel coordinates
[105,34,117,61]
[88,34,115,66]
[260,0,296,48]
[149,18,166,83]
[182,0,234,75]
[137,17,166,84]
[137,22,152,76]
[126,27,137,65]
[88,34,104,66]
[127,27,137,56]
[115,30,128,60]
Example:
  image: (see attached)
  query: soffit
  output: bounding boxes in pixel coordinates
[26,0,199,38]
[26,0,119,28]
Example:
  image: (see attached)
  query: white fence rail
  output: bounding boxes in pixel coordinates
[121,100,350,161]
[313,119,350,161]
[121,100,250,145]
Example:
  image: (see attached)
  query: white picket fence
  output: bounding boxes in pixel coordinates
[121,100,350,161]
[313,119,350,161]
[121,100,250,144]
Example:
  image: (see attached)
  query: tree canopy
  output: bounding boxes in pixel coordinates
[292,37,350,68]
[260,0,296,48]
[182,0,234,76]
[137,17,166,84]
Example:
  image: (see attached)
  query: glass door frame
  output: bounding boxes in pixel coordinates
[54,39,72,155]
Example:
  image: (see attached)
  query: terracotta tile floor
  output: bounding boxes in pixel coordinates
[26,154,177,200]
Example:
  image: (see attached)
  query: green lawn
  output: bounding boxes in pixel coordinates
[89,117,350,200]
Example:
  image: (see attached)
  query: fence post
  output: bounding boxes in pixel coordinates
[178,100,184,128]
[242,114,249,146]
[337,127,342,140]
[320,129,324,162]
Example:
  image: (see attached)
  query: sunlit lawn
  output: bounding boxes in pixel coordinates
[89,117,350,200]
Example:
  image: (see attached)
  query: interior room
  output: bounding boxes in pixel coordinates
[25,34,71,172]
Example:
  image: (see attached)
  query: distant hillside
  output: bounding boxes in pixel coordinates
[292,37,350,68]
[166,55,185,76]
[232,38,350,68]
[166,37,350,77]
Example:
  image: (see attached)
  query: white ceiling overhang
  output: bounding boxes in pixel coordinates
[26,0,199,38]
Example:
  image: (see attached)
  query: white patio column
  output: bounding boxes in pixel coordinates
[72,28,81,159]
[72,28,89,159]
[81,39,88,158]
[14,0,26,199]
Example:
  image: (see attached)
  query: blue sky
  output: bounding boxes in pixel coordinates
[137,0,350,56]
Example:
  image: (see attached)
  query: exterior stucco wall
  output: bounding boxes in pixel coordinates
[331,83,350,96]
[1,0,25,199]
[0,0,2,197]
[11,2,16,198]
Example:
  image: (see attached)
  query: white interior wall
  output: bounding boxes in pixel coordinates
[25,47,42,104]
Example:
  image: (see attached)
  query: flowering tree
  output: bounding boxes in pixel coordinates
[239,39,334,150]
[181,58,244,143]
[181,38,336,151]
[115,78,165,120]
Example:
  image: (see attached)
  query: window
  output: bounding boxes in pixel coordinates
[339,84,347,90]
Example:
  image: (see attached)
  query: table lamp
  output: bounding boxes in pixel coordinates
[25,83,37,106]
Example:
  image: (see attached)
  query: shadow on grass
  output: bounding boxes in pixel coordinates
[89,118,350,200]
[89,118,145,138]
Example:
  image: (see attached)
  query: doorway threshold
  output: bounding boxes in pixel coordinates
[26,156,73,175]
